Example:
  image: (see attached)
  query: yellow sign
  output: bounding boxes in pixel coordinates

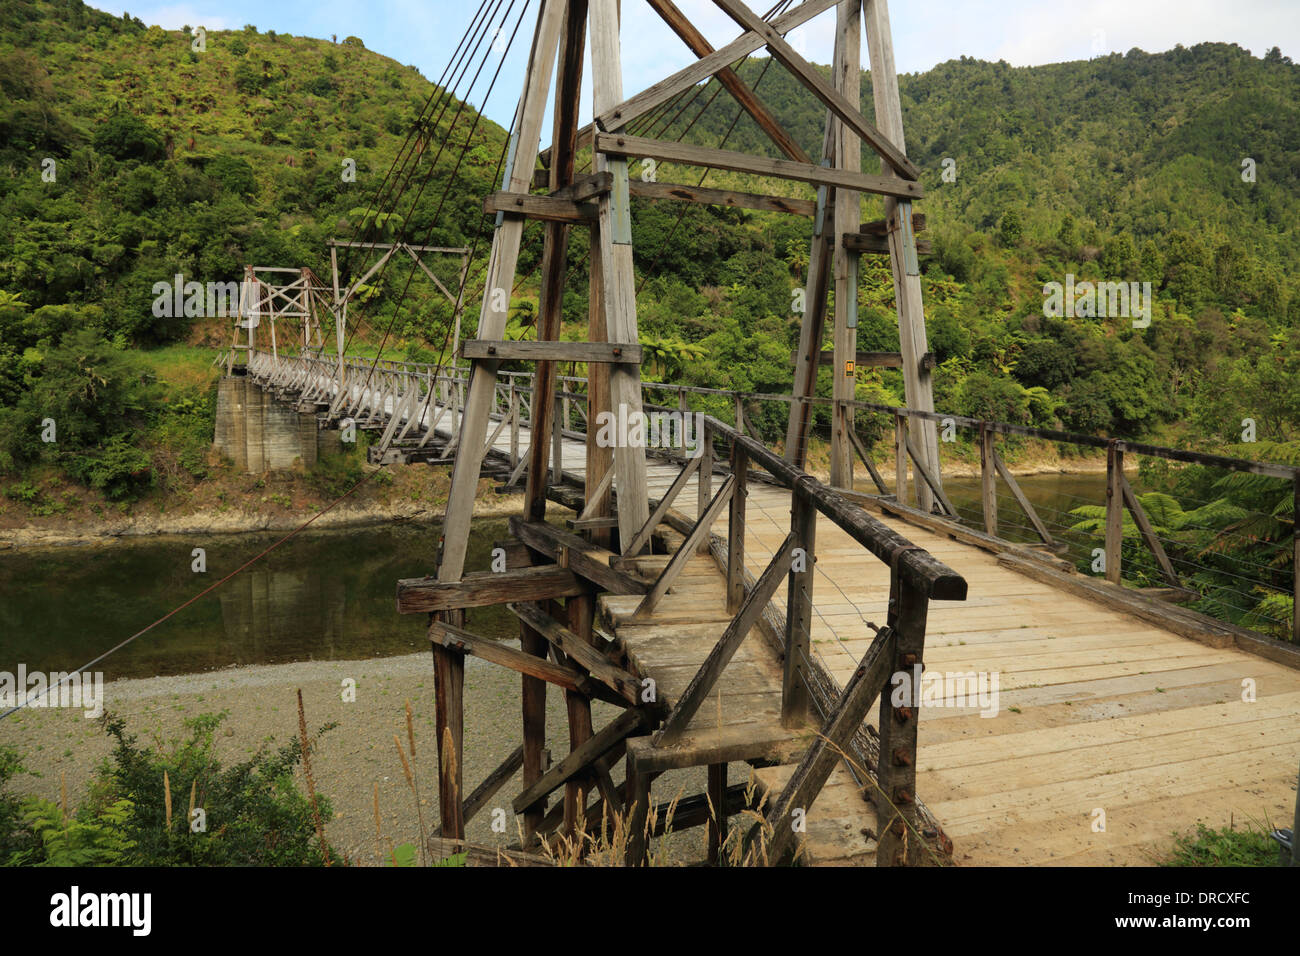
[845,360,856,377]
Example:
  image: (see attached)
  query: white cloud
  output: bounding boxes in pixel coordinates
[123,3,233,32]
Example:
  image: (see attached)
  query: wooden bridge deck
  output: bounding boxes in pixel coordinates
[636,461,1300,866]
[244,364,1300,866]
[727,480,1300,865]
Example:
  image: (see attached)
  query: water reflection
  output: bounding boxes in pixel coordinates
[0,520,513,681]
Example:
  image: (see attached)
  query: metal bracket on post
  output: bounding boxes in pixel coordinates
[897,201,920,278]
[813,159,831,238]
[609,159,633,245]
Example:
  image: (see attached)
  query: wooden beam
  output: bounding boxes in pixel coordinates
[462,340,642,364]
[629,178,815,215]
[461,745,524,826]
[627,722,809,773]
[397,565,585,614]
[765,624,896,863]
[1120,473,1181,587]
[594,133,922,200]
[433,643,465,839]
[711,0,919,180]
[656,534,797,744]
[595,0,840,133]
[645,0,810,163]
[513,708,647,814]
[509,516,648,595]
[508,602,641,705]
[865,0,941,514]
[1105,441,1125,585]
[591,0,652,544]
[847,427,889,496]
[844,233,933,255]
[430,620,589,692]
[482,191,597,222]
[861,213,925,235]
[435,0,565,583]
[904,432,958,518]
[633,474,737,620]
[621,454,701,558]
[551,170,611,202]
[980,424,998,537]
[992,446,1058,549]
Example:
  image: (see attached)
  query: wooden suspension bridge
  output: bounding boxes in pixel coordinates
[214,0,1300,865]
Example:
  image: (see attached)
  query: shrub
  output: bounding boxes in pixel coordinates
[82,712,338,866]
[91,113,164,162]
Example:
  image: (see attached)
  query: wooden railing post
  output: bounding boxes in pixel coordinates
[697,427,714,553]
[552,392,565,483]
[980,422,997,537]
[509,382,520,467]
[433,636,466,840]
[876,574,929,866]
[734,392,745,437]
[1105,440,1124,585]
[782,482,816,727]
[894,412,909,506]
[727,441,748,614]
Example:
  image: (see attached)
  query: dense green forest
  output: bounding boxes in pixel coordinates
[0,1,1295,634]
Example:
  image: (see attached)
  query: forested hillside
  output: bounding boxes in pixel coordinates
[1,1,1298,486]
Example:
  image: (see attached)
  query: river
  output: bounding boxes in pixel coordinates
[0,473,1113,682]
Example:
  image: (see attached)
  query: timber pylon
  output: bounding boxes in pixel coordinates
[431,0,944,846]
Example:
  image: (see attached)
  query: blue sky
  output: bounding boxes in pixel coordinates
[100,0,1300,137]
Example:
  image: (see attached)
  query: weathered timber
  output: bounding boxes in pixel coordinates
[397,565,585,614]
[508,601,640,704]
[1120,473,1181,587]
[655,534,796,745]
[622,454,701,558]
[462,339,642,364]
[483,191,597,223]
[875,578,929,866]
[765,624,896,863]
[705,526,955,859]
[596,0,840,132]
[627,723,810,773]
[1105,441,1125,585]
[645,0,809,163]
[991,445,1058,549]
[509,516,647,595]
[461,745,524,826]
[704,417,967,601]
[632,474,736,620]
[513,708,648,813]
[629,179,814,215]
[429,620,590,692]
[711,0,919,180]
[844,232,933,255]
[594,134,922,200]
[433,642,465,839]
[847,427,889,496]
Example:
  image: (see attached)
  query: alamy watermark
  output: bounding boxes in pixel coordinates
[1,665,104,718]
[151,273,255,324]
[890,665,1000,718]
[1043,274,1152,328]
[594,405,705,459]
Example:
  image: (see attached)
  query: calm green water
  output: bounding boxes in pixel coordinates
[0,473,1115,682]
[860,470,1113,565]
[0,520,514,681]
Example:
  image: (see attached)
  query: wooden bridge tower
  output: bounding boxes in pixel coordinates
[430,0,947,850]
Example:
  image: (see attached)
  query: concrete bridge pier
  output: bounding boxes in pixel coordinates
[213,375,321,473]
